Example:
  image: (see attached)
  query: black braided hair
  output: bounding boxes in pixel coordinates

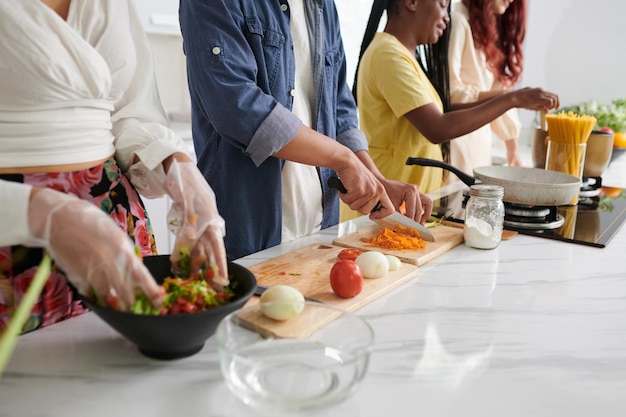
[353,0,452,163]
[353,0,451,112]
[352,0,389,103]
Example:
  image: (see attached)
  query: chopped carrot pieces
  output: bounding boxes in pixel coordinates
[361,226,426,250]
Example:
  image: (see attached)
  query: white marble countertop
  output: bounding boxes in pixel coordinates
[2,149,626,417]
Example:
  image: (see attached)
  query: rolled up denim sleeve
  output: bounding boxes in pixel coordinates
[247,104,302,166]
[180,0,299,166]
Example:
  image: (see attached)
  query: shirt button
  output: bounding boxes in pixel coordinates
[290,89,296,97]
[280,4,288,12]
[212,46,221,55]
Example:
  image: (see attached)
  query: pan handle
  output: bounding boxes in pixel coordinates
[405,157,477,187]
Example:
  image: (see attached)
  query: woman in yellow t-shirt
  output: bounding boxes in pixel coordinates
[353,0,559,193]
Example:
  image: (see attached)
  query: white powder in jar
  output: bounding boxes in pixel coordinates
[464,216,500,249]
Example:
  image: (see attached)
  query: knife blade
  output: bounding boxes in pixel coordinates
[327,176,435,242]
[372,211,435,241]
[254,284,322,303]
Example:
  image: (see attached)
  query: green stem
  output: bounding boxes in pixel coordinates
[0,254,52,376]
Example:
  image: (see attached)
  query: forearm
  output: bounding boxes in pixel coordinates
[0,181,35,246]
[477,89,507,102]
[162,152,194,172]
[355,150,384,180]
[273,125,360,173]
[407,96,517,144]
[443,94,519,137]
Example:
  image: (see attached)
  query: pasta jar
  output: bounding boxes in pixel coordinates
[463,184,505,250]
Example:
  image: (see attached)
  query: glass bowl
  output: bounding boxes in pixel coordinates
[215,301,374,412]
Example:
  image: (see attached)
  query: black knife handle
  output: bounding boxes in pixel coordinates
[327,176,382,212]
[327,176,347,193]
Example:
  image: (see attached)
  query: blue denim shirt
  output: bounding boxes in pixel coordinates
[179,0,368,260]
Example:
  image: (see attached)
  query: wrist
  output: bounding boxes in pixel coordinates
[505,139,519,152]
[28,188,76,242]
[163,152,193,173]
[324,144,361,174]
[28,188,47,239]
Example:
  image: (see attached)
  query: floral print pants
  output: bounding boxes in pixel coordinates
[0,158,157,334]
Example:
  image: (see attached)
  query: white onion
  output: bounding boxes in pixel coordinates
[259,285,305,321]
[355,251,389,279]
[385,255,401,271]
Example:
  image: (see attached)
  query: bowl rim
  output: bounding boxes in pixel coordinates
[215,300,375,352]
[77,259,257,318]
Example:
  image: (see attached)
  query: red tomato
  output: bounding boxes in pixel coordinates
[330,259,364,298]
[337,248,363,261]
[106,294,120,311]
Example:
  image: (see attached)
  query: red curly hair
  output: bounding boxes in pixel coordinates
[463,0,527,87]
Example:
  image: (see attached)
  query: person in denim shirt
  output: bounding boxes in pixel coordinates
[179,0,432,261]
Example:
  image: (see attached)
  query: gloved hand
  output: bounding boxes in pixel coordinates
[164,160,228,289]
[26,188,164,310]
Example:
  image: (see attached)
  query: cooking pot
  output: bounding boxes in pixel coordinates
[406,157,582,206]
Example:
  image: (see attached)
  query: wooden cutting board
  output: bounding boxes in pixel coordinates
[332,223,465,266]
[240,243,420,338]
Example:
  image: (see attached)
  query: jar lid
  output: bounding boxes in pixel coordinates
[469,184,504,198]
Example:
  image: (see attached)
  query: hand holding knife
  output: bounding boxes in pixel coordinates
[327,176,383,212]
[327,176,435,242]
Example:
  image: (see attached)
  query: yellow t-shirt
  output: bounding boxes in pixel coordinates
[357,32,444,193]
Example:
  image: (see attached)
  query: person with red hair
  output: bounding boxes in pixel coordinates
[448,0,529,174]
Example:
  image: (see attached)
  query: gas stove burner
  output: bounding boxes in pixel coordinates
[579,176,602,198]
[504,213,564,230]
[579,188,601,198]
[503,203,564,230]
[505,205,551,218]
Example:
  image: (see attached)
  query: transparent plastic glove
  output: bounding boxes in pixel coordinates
[27,188,164,310]
[165,160,228,289]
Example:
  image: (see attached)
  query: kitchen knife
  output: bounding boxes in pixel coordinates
[372,211,435,242]
[327,176,435,242]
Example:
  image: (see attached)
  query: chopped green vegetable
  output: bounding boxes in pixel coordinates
[425,216,448,228]
[558,98,626,132]
[130,246,233,315]
[174,245,192,278]
[131,277,234,315]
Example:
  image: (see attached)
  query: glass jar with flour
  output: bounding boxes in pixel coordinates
[464,184,504,249]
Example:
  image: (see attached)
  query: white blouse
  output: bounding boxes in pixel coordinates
[0,0,185,245]
[447,2,521,175]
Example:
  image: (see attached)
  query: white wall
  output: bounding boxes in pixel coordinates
[135,0,625,142]
[132,0,179,30]
[523,0,625,113]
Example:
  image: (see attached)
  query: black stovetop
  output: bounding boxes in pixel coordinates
[431,185,626,248]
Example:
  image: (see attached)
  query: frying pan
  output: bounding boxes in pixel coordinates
[406,157,582,206]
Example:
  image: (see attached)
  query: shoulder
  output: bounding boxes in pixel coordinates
[80,0,130,18]
[71,0,133,30]
[364,33,414,64]
[451,3,470,28]
[449,4,472,44]
[451,2,469,20]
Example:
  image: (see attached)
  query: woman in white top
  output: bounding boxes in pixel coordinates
[448,0,527,173]
[0,0,226,333]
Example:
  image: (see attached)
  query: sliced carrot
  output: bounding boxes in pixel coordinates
[361,226,426,250]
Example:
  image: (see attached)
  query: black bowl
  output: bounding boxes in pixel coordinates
[79,255,256,360]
